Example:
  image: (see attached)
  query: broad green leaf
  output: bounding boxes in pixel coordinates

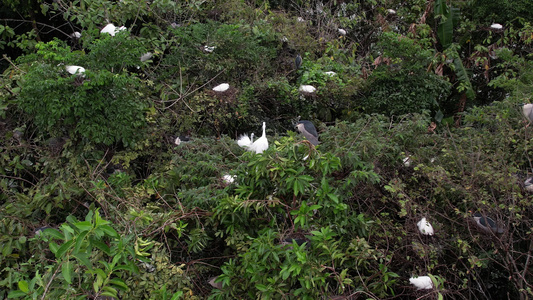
[55,240,75,259]
[62,260,73,284]
[17,280,29,293]
[7,290,27,298]
[43,228,64,240]
[99,225,118,237]
[74,230,89,253]
[73,252,92,270]
[74,221,92,232]
[109,278,128,291]
[170,291,184,300]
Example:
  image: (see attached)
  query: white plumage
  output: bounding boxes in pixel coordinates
[213,83,230,92]
[299,85,316,93]
[237,123,268,154]
[70,32,81,39]
[324,71,336,76]
[100,23,126,36]
[251,122,269,154]
[522,104,533,122]
[338,28,347,36]
[237,133,254,148]
[490,23,503,30]
[417,217,434,236]
[387,9,397,15]
[403,156,411,167]
[65,65,86,77]
[222,174,236,184]
[409,276,433,290]
[140,52,153,62]
[204,45,215,53]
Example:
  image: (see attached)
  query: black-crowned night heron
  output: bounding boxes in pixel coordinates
[409,275,433,290]
[296,120,319,146]
[417,217,434,236]
[174,135,190,145]
[524,177,533,193]
[295,54,302,69]
[472,212,504,234]
[237,123,268,154]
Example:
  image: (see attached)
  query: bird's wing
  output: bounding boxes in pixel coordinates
[237,135,252,148]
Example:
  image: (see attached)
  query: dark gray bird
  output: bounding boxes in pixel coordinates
[296,120,319,146]
[472,212,504,234]
[295,54,302,70]
[524,176,533,193]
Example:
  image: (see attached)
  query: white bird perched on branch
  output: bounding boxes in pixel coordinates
[65,65,86,77]
[299,85,316,93]
[520,103,533,125]
[213,83,230,92]
[417,217,434,236]
[409,276,433,290]
[237,122,269,154]
[237,133,254,148]
[490,23,503,30]
[100,23,127,36]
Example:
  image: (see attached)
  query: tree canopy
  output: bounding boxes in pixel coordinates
[1,0,533,299]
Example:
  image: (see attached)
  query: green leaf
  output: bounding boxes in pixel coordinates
[99,225,118,237]
[256,284,268,292]
[109,278,129,291]
[170,291,184,300]
[44,228,65,240]
[74,230,89,253]
[74,221,92,232]
[7,290,27,298]
[73,252,92,270]
[55,240,75,259]
[62,260,73,284]
[17,280,29,293]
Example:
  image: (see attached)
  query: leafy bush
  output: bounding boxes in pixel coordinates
[15,39,149,146]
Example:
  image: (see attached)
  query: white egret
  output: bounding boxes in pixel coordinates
[70,32,81,39]
[299,85,316,93]
[204,45,215,53]
[100,23,126,36]
[324,71,336,76]
[213,83,230,92]
[521,103,533,124]
[140,52,153,62]
[222,174,236,184]
[490,23,503,30]
[65,65,86,77]
[417,217,434,236]
[338,28,347,36]
[409,276,433,290]
[250,122,269,154]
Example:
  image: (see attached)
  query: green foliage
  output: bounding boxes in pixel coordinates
[15,39,149,146]
[364,32,452,116]
[8,210,139,299]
